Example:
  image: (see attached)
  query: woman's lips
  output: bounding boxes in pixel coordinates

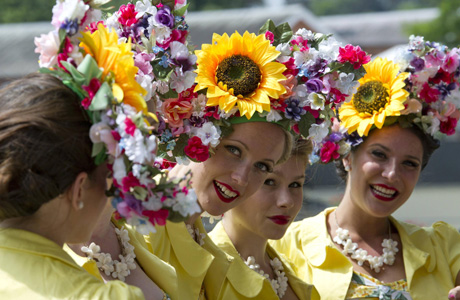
[370,184,399,202]
[268,215,290,225]
[213,180,240,203]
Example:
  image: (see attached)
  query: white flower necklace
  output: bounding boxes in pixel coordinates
[333,211,399,273]
[242,255,289,298]
[81,226,137,281]
[186,223,205,246]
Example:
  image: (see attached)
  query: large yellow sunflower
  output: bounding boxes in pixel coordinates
[194,31,286,119]
[339,57,410,136]
[79,24,147,113]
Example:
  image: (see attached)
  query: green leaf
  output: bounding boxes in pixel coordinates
[77,55,103,82]
[159,88,179,99]
[174,3,189,16]
[61,61,87,86]
[274,22,293,45]
[153,63,173,80]
[132,186,148,201]
[89,82,112,111]
[91,142,105,157]
[298,113,316,137]
[258,19,276,35]
[161,0,175,10]
[58,29,67,46]
[94,151,108,166]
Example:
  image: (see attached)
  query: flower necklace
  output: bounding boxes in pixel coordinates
[242,255,289,298]
[81,225,137,281]
[186,223,205,246]
[333,211,399,273]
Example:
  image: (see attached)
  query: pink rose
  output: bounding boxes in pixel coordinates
[162,98,193,127]
[320,141,340,163]
[34,31,60,68]
[184,136,209,162]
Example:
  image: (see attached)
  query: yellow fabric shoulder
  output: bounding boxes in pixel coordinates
[209,221,318,300]
[271,207,460,299]
[145,219,233,300]
[0,228,144,300]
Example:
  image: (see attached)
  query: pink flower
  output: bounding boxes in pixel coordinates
[330,87,348,104]
[81,98,92,109]
[134,52,155,76]
[442,51,460,73]
[89,122,119,156]
[118,4,138,26]
[82,78,102,100]
[124,118,137,136]
[291,36,309,52]
[278,74,297,101]
[121,172,142,193]
[418,82,440,103]
[156,29,188,50]
[338,45,371,69]
[282,57,299,77]
[265,31,274,43]
[162,98,193,127]
[320,141,340,163]
[142,209,169,226]
[184,136,209,162]
[34,31,60,68]
[401,99,422,115]
[86,21,105,33]
[439,117,458,136]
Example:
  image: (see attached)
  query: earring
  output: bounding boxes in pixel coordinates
[78,201,84,210]
[344,165,350,172]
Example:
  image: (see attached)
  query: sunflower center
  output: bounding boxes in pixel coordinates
[216,55,262,97]
[353,81,389,114]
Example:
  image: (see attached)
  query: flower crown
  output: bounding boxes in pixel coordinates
[315,35,460,164]
[155,20,370,164]
[34,0,200,234]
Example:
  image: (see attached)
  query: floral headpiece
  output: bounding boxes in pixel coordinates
[34,0,200,234]
[155,20,370,164]
[316,35,460,164]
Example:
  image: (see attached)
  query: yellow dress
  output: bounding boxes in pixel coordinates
[271,207,460,299]
[64,221,177,298]
[0,228,145,300]
[145,219,234,300]
[209,222,318,300]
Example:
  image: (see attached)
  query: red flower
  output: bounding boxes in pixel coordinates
[330,87,348,104]
[142,209,169,226]
[418,82,440,103]
[111,130,121,141]
[121,172,142,193]
[118,4,138,26]
[440,116,458,136]
[320,141,340,163]
[86,21,105,33]
[82,78,102,100]
[338,45,371,69]
[157,29,188,49]
[184,136,209,162]
[81,97,91,109]
[179,85,198,101]
[291,36,309,52]
[282,57,299,77]
[430,70,454,84]
[124,118,137,136]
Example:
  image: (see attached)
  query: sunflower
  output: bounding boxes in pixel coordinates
[339,57,410,136]
[194,31,286,119]
[79,24,147,113]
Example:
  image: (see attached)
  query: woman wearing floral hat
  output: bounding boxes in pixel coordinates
[208,138,319,300]
[146,20,371,299]
[272,36,460,300]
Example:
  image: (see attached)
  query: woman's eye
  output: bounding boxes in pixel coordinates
[289,182,302,188]
[371,150,386,159]
[255,162,271,173]
[264,179,276,186]
[404,160,420,168]
[225,145,241,156]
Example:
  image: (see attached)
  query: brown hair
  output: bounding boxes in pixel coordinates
[0,73,95,221]
[290,137,312,166]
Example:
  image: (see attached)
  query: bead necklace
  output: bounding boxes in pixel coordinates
[333,211,399,273]
[243,255,288,298]
[81,226,137,281]
[186,223,205,246]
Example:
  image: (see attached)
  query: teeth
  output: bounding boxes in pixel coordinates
[215,182,237,198]
[372,185,396,197]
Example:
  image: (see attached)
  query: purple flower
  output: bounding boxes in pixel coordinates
[156,6,175,28]
[60,18,79,36]
[284,99,306,122]
[306,78,324,93]
[328,132,344,143]
[189,116,206,128]
[308,58,328,78]
[438,82,457,100]
[134,52,155,76]
[123,194,144,215]
[410,57,425,72]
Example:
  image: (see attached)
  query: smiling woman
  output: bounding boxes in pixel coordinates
[272,36,460,300]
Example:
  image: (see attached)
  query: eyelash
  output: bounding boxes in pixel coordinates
[225,145,241,156]
[372,150,419,168]
[289,182,302,188]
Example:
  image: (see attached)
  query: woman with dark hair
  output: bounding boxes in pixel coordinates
[0,73,145,299]
[272,37,460,299]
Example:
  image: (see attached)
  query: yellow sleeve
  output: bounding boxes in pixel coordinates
[432,221,460,281]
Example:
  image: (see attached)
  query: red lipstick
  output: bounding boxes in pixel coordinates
[268,215,290,225]
[213,180,240,203]
[371,184,399,202]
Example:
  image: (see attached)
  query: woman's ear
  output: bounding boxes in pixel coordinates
[68,172,89,211]
[343,153,352,172]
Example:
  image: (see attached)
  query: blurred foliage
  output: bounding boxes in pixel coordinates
[0,0,442,23]
[407,0,460,47]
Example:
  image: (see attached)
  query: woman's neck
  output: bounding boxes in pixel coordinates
[222,217,268,265]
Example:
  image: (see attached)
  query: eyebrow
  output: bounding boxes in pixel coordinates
[226,138,276,165]
[372,143,422,163]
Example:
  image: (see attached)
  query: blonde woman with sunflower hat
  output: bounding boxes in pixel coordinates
[272,35,460,300]
[144,19,370,299]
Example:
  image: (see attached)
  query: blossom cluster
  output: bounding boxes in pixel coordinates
[389,35,460,138]
[34,0,200,233]
[261,20,371,163]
